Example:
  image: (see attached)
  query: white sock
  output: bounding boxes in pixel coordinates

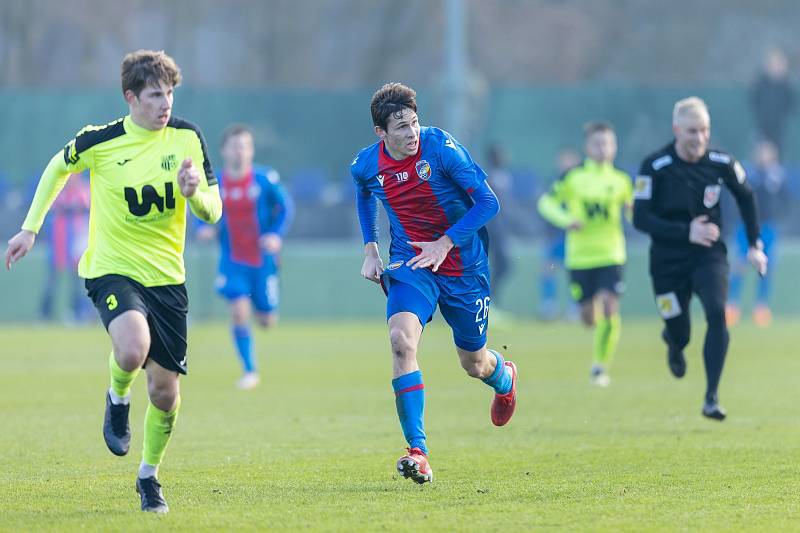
[138,462,159,480]
[108,388,130,405]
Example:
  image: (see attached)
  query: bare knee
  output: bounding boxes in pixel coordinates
[115,337,149,371]
[580,302,595,327]
[230,298,251,326]
[457,346,493,379]
[390,327,417,363]
[599,292,619,318]
[147,372,180,412]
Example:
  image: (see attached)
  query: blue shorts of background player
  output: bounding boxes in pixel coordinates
[216,258,280,314]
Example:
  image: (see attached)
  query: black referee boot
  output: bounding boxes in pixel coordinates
[702,394,727,421]
[103,391,131,456]
[136,476,169,513]
[661,329,686,378]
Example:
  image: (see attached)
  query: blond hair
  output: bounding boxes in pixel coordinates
[673,96,709,124]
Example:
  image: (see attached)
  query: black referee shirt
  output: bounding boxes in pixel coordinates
[633,142,760,274]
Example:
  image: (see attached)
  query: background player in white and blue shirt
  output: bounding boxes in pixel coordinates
[198,124,293,389]
[351,83,519,484]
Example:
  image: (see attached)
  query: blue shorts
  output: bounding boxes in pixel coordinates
[215,258,279,313]
[382,262,490,352]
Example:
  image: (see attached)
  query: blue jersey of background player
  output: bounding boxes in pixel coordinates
[351,83,519,485]
[199,124,294,390]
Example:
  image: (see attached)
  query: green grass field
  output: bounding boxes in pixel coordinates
[1,319,799,532]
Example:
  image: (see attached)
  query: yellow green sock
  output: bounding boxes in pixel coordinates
[109,351,140,399]
[593,314,621,367]
[142,397,181,467]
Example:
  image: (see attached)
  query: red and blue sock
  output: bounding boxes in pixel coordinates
[392,370,427,454]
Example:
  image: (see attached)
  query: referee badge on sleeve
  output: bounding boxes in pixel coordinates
[655,292,682,319]
[634,175,652,200]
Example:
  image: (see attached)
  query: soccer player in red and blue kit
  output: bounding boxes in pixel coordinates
[351,83,518,484]
[199,124,293,389]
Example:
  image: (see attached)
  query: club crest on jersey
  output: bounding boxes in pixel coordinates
[387,260,403,270]
[416,160,432,181]
[703,184,721,208]
[161,154,177,172]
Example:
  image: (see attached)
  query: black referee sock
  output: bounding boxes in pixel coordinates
[702,314,729,403]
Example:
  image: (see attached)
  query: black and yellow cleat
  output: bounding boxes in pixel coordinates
[103,391,131,456]
[136,476,169,513]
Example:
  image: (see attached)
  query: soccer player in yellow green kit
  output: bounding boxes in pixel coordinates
[4,50,222,513]
[538,122,633,386]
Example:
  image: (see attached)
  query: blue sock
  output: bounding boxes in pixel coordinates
[392,370,427,454]
[482,350,512,395]
[232,325,255,373]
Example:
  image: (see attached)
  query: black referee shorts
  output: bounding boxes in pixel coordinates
[85,274,189,374]
[649,253,728,321]
[569,265,625,304]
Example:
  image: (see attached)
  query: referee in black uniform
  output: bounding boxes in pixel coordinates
[633,97,768,420]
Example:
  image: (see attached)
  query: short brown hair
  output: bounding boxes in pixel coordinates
[583,121,614,138]
[121,50,182,96]
[220,123,253,148]
[370,82,417,131]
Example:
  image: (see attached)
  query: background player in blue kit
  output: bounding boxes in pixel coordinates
[198,124,293,389]
[351,83,518,484]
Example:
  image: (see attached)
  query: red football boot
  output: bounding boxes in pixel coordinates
[396,447,433,484]
[491,361,517,426]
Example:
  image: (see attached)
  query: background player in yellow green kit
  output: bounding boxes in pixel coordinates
[4,50,222,513]
[538,122,633,386]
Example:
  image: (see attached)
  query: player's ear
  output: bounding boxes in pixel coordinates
[374,126,386,141]
[124,89,138,106]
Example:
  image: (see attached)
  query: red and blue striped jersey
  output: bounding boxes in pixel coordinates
[351,127,489,276]
[218,166,293,268]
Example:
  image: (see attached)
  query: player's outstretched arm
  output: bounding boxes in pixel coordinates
[7,150,78,270]
[4,230,36,270]
[361,242,384,284]
[178,158,222,223]
[724,158,762,257]
[537,183,580,230]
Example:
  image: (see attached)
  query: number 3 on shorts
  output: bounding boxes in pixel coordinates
[106,294,118,311]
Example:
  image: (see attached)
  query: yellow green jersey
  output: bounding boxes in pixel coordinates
[22,115,222,286]
[537,159,633,269]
